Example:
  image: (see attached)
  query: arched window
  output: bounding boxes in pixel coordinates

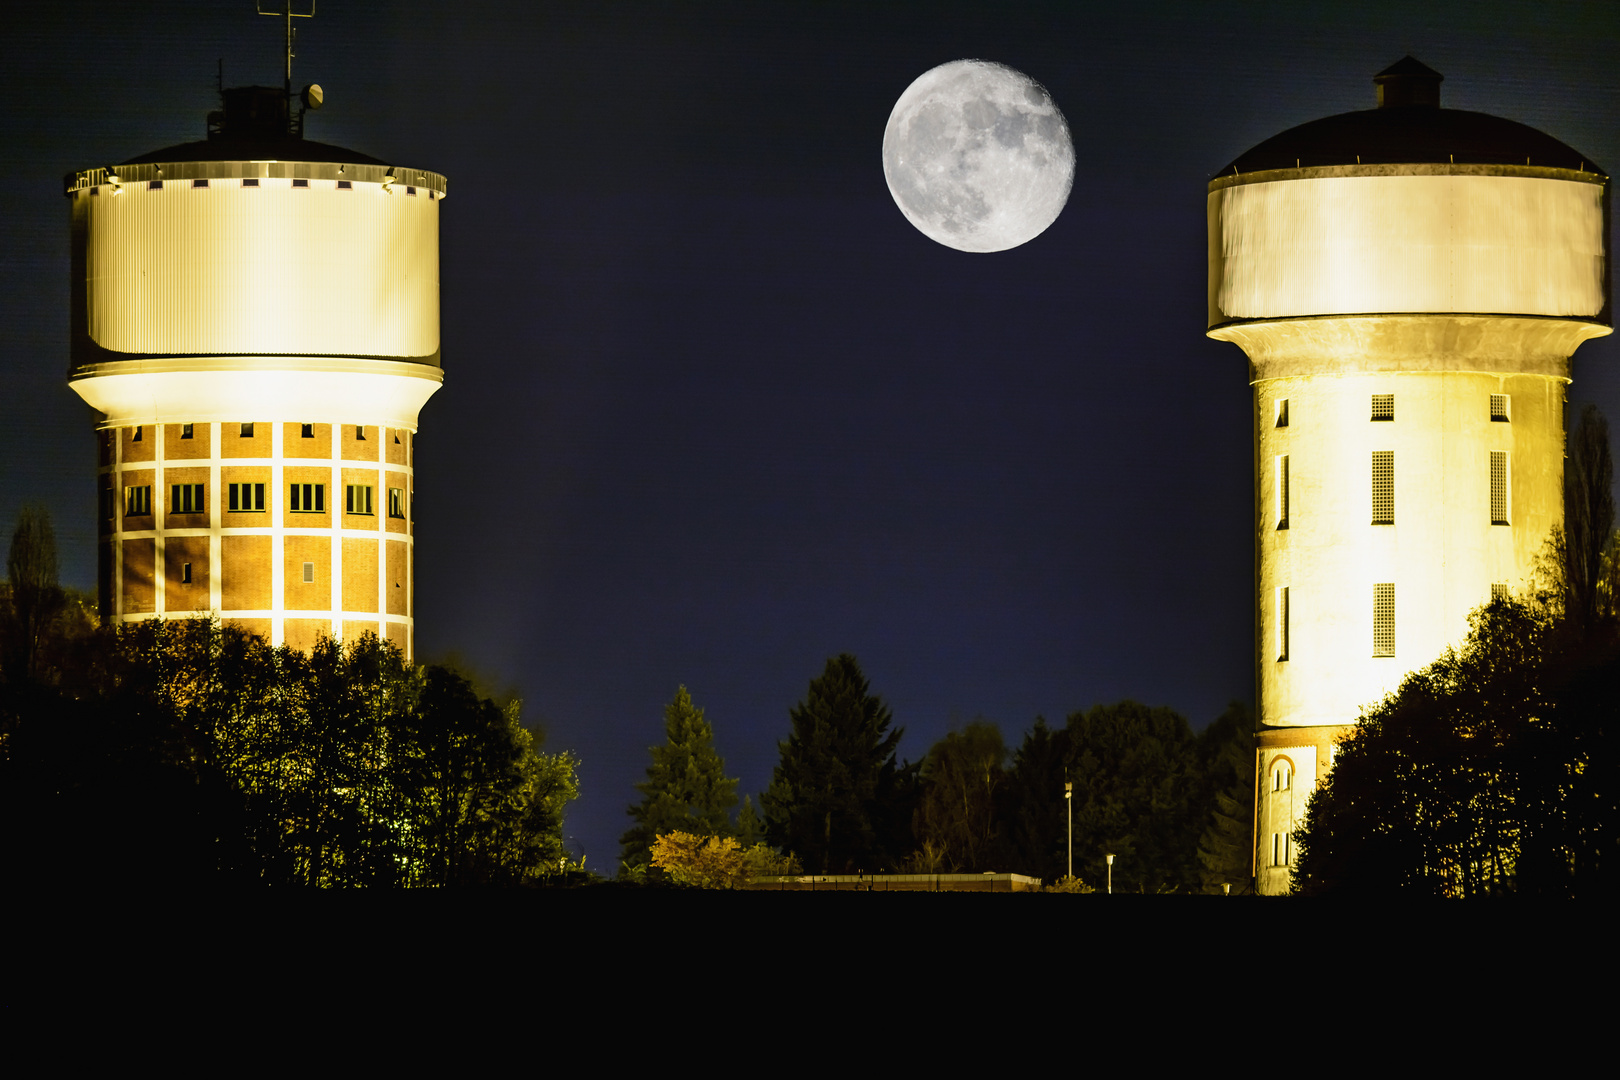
[1271,757,1293,791]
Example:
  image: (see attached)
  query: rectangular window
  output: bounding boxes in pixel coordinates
[1276,586,1290,661]
[125,485,152,517]
[1276,455,1290,529]
[192,178,208,188]
[1272,833,1290,867]
[181,562,192,584]
[1491,394,1510,422]
[228,483,265,512]
[1371,394,1394,421]
[346,485,373,515]
[303,562,315,584]
[1275,398,1289,427]
[1374,583,1395,657]
[388,487,405,519]
[132,426,142,442]
[301,423,315,439]
[355,425,366,440]
[1372,451,1394,524]
[242,178,260,188]
[1491,583,1509,603]
[289,483,325,513]
[169,483,205,514]
[240,422,254,438]
[292,178,309,188]
[337,180,352,190]
[180,423,194,439]
[148,180,163,190]
[99,486,116,520]
[1491,451,1509,525]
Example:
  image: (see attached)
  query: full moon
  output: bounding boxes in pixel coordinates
[882,60,1074,253]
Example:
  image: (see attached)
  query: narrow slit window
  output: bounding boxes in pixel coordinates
[181,562,192,584]
[1372,451,1394,524]
[1491,394,1510,422]
[355,425,366,440]
[132,426,142,442]
[346,485,373,515]
[1273,833,1290,867]
[1491,452,1509,525]
[303,562,315,584]
[1371,394,1394,421]
[180,423,194,439]
[289,483,325,513]
[388,487,405,519]
[1276,455,1290,529]
[1276,586,1290,661]
[1273,761,1291,791]
[1373,583,1395,657]
[169,483,205,514]
[1275,398,1289,427]
[240,422,254,438]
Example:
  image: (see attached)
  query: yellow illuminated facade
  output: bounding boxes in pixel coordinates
[67,87,446,658]
[1207,59,1610,893]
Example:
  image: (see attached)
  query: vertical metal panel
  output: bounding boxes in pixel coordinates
[85,181,439,358]
[1211,175,1605,321]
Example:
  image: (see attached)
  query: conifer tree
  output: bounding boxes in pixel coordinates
[620,685,739,873]
[762,654,916,873]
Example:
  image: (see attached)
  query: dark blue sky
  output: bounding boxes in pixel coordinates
[4,1,1618,874]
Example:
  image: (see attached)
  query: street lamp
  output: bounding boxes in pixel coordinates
[1105,853,1114,895]
[1064,782,1073,881]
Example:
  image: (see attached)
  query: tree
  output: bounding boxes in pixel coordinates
[2,505,67,683]
[912,720,1007,871]
[620,685,738,873]
[1000,716,1071,880]
[1063,701,1202,892]
[1293,595,1556,897]
[650,830,801,889]
[1566,404,1615,631]
[1193,702,1256,895]
[763,654,917,873]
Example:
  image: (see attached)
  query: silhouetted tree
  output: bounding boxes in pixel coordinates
[1566,404,1615,632]
[1063,701,1202,892]
[1193,702,1256,895]
[620,685,739,873]
[763,654,916,872]
[2,505,67,683]
[0,618,578,887]
[999,717,1071,880]
[912,720,1007,871]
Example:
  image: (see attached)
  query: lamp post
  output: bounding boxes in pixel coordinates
[1106,853,1114,895]
[1064,782,1073,881]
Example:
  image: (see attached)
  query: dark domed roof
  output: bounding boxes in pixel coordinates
[119,86,388,167]
[1219,57,1604,177]
[121,135,387,167]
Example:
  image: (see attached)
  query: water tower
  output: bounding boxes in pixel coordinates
[66,22,445,658]
[1207,58,1609,893]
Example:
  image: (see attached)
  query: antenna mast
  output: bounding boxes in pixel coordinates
[257,1,316,104]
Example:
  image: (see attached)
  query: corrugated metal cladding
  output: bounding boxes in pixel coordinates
[1210,174,1606,322]
[78,180,438,359]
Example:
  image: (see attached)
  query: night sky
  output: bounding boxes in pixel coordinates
[5,1,1618,873]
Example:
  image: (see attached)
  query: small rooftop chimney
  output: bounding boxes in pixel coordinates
[1374,56,1442,109]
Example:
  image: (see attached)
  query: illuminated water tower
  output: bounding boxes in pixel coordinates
[66,16,445,658]
[1207,58,1609,893]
